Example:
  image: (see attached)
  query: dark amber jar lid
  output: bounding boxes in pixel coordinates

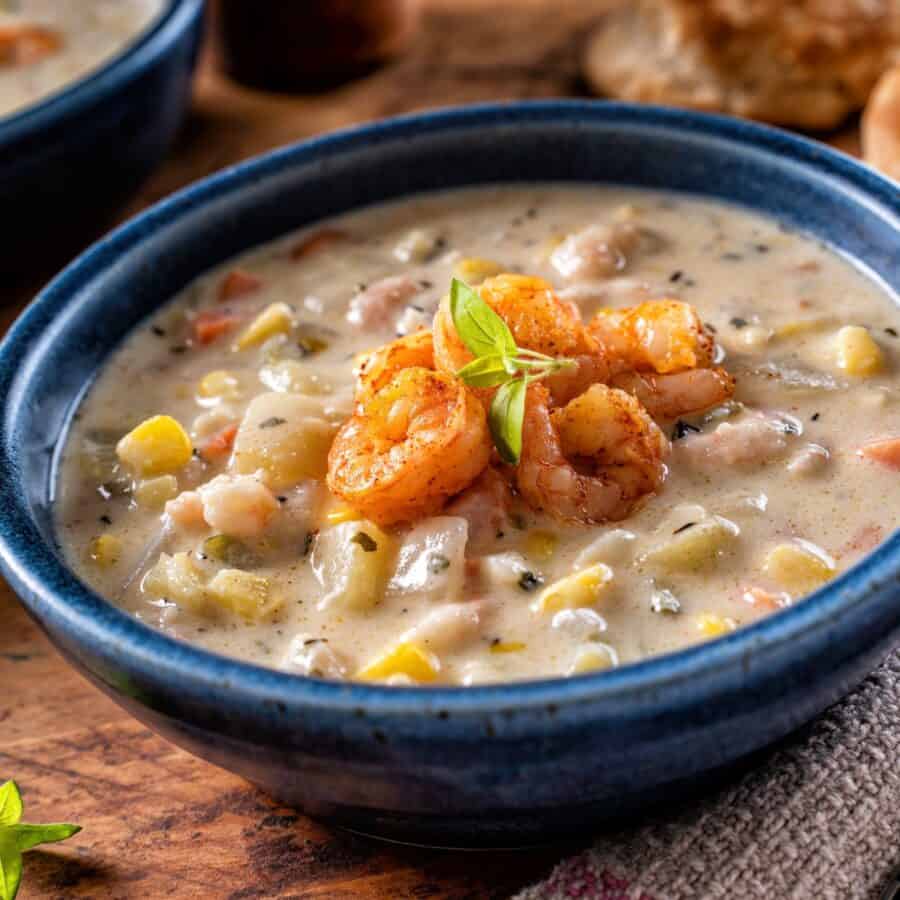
[213,0,420,92]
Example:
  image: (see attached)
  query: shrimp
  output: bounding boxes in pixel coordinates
[610,368,736,420]
[444,466,514,552]
[346,275,420,330]
[433,274,609,405]
[517,384,669,524]
[549,223,644,282]
[676,413,793,469]
[197,473,280,538]
[327,367,491,526]
[353,330,434,403]
[588,299,715,375]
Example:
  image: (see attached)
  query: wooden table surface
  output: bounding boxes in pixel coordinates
[0,2,863,897]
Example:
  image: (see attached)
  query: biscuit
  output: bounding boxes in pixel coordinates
[583,0,900,130]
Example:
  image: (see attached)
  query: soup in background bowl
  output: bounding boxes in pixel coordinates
[1,104,898,845]
[0,0,165,119]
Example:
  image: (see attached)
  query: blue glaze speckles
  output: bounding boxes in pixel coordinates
[0,0,204,277]
[1,103,899,847]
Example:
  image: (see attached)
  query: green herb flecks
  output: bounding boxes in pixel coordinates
[449,278,575,464]
[0,781,80,900]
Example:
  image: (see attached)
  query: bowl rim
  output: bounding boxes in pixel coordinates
[0,0,203,145]
[1,100,899,717]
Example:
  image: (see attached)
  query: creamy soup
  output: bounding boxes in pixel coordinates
[57,186,900,685]
[0,0,164,119]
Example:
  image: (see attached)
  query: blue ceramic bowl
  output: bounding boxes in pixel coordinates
[1,102,898,847]
[0,0,204,278]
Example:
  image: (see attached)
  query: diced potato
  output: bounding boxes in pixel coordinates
[695,614,737,639]
[567,642,618,675]
[133,474,179,510]
[231,392,336,488]
[387,517,469,605]
[524,530,558,562]
[87,534,121,567]
[142,552,207,614]
[532,564,614,614]
[236,302,294,350]
[393,228,440,264]
[490,641,526,654]
[312,520,394,611]
[357,642,440,684]
[762,541,837,595]
[834,325,884,377]
[259,361,333,396]
[737,324,773,351]
[116,415,193,477]
[454,257,504,284]
[197,370,241,401]
[481,552,532,588]
[640,516,739,573]
[206,569,281,621]
[573,529,637,569]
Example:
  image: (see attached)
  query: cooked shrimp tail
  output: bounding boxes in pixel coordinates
[328,367,491,526]
[611,367,736,420]
[516,383,669,524]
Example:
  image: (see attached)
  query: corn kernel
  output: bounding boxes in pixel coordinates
[696,614,737,638]
[568,643,617,674]
[490,641,526,654]
[116,415,192,477]
[524,530,558,562]
[87,533,121,567]
[532,563,614,614]
[236,302,293,350]
[133,474,179,510]
[762,541,837,595]
[357,642,440,683]
[206,569,281,621]
[198,370,240,400]
[640,516,739,573]
[454,257,504,284]
[325,505,362,525]
[834,325,884,376]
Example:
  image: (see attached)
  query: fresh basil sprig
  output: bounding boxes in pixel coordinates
[0,781,80,900]
[449,278,575,464]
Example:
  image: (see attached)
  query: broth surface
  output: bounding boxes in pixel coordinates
[57,185,900,685]
[0,0,164,119]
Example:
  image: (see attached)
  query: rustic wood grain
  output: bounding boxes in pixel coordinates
[0,1,862,897]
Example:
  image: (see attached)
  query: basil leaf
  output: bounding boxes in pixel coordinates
[0,784,21,829]
[11,824,81,854]
[0,781,80,900]
[489,378,528,465]
[0,842,21,900]
[456,355,514,388]
[449,278,516,360]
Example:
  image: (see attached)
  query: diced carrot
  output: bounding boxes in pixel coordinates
[741,587,790,611]
[857,437,900,470]
[218,269,262,302]
[0,24,63,66]
[198,423,239,463]
[192,309,241,345]
[289,228,346,261]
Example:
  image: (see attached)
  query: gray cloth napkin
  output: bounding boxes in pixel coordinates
[516,647,900,900]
